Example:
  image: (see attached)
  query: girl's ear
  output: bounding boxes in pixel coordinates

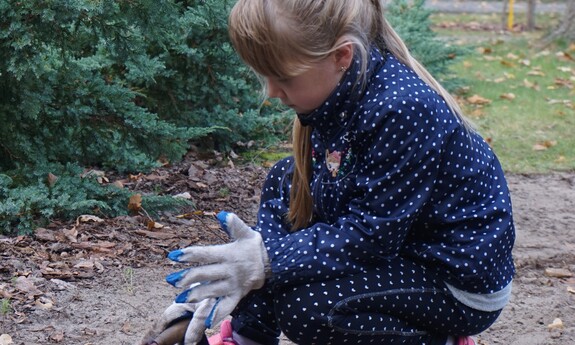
[334,43,354,70]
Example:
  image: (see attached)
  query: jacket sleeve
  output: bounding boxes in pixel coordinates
[257,97,454,286]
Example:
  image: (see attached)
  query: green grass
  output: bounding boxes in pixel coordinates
[1,298,11,316]
[432,12,575,173]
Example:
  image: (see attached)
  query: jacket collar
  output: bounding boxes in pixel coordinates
[296,47,387,139]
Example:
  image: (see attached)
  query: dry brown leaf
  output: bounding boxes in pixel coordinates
[73,260,94,269]
[112,180,124,189]
[134,230,177,240]
[556,51,575,61]
[77,215,104,224]
[469,109,485,118]
[62,227,78,243]
[527,69,545,77]
[500,60,515,68]
[555,78,574,89]
[128,194,142,213]
[544,267,572,278]
[34,296,54,310]
[47,173,58,187]
[523,79,540,90]
[500,93,516,100]
[567,286,575,294]
[467,95,492,105]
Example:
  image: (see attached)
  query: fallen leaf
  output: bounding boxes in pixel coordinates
[467,94,492,105]
[500,60,515,68]
[77,215,104,223]
[134,230,177,240]
[556,51,575,61]
[548,318,564,330]
[47,173,58,187]
[477,47,492,54]
[555,78,573,89]
[469,108,485,117]
[527,69,545,77]
[523,79,539,90]
[568,286,575,294]
[128,194,142,213]
[500,93,516,100]
[61,227,78,243]
[544,267,573,278]
[146,219,164,230]
[34,296,54,310]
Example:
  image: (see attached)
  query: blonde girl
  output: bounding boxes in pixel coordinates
[147,1,515,345]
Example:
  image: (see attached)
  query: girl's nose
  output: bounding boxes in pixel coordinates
[266,79,284,99]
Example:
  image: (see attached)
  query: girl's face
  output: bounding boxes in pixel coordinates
[265,47,352,115]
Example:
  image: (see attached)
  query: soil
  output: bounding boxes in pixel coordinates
[1,151,574,345]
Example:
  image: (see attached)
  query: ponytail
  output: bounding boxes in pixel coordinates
[287,119,314,230]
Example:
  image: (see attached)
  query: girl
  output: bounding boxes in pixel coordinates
[146,0,515,344]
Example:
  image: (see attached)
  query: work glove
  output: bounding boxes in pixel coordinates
[163,211,270,342]
[140,298,216,345]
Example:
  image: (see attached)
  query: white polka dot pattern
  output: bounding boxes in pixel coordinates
[257,49,515,296]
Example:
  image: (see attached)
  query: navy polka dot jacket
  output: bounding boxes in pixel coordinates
[257,48,515,295]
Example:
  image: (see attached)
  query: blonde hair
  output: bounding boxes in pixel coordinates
[229,0,470,231]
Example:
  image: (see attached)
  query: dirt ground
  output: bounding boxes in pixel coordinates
[1,152,574,345]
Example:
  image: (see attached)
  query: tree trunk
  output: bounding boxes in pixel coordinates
[544,0,575,43]
[526,0,536,31]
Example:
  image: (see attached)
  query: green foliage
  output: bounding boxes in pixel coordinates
[0,0,272,173]
[387,0,469,87]
[0,163,189,234]
[0,0,281,234]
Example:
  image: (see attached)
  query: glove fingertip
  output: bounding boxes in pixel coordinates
[168,249,185,262]
[165,269,187,287]
[175,289,191,304]
[216,211,229,225]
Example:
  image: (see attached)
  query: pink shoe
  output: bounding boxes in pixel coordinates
[208,320,239,345]
[456,336,476,345]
